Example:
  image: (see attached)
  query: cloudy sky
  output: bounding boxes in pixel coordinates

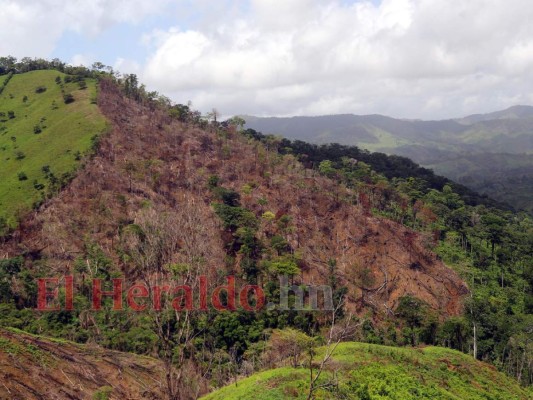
[2,0,533,119]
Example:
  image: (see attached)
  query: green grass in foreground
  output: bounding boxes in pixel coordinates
[0,70,107,226]
[202,342,532,400]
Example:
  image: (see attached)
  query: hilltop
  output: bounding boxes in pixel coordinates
[203,342,532,400]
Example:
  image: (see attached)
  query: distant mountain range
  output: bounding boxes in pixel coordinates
[244,106,533,213]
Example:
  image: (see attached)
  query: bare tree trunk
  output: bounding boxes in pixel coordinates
[307,297,359,400]
[473,322,477,360]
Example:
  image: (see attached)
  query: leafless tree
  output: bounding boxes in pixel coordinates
[306,297,360,400]
[122,197,215,399]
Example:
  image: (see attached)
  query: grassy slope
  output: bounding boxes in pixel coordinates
[202,343,532,400]
[0,70,107,225]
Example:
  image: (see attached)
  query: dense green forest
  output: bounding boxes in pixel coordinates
[0,58,531,398]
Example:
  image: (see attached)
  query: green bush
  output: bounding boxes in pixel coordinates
[0,256,23,275]
[270,235,290,254]
[208,174,220,189]
[33,180,44,190]
[92,386,113,400]
[213,204,258,231]
[213,186,241,206]
[63,93,74,104]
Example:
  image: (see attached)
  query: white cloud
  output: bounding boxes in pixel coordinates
[70,54,93,67]
[3,0,533,119]
[113,57,142,75]
[0,0,172,58]
[141,0,533,119]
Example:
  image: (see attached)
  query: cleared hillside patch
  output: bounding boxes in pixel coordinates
[0,328,165,399]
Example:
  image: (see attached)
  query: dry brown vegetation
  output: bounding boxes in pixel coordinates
[0,328,166,399]
[0,77,467,317]
[0,77,474,399]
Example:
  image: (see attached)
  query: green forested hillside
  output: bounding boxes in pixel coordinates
[0,70,106,227]
[425,153,533,214]
[244,109,533,214]
[203,342,532,400]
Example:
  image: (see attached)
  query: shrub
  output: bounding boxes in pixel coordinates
[17,172,28,181]
[15,151,25,160]
[207,174,219,189]
[35,86,47,94]
[213,187,241,206]
[267,256,300,276]
[92,386,113,400]
[63,93,75,104]
[241,183,253,195]
[33,180,45,190]
[270,235,290,254]
[7,111,15,119]
[0,256,23,275]
[264,328,316,368]
[262,211,275,221]
[33,125,42,134]
[213,204,258,231]
[221,189,241,207]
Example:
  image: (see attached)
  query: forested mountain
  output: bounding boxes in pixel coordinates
[244,108,533,213]
[0,59,531,399]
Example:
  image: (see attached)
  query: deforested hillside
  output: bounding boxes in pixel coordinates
[0,328,166,399]
[0,68,531,398]
[1,77,466,317]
